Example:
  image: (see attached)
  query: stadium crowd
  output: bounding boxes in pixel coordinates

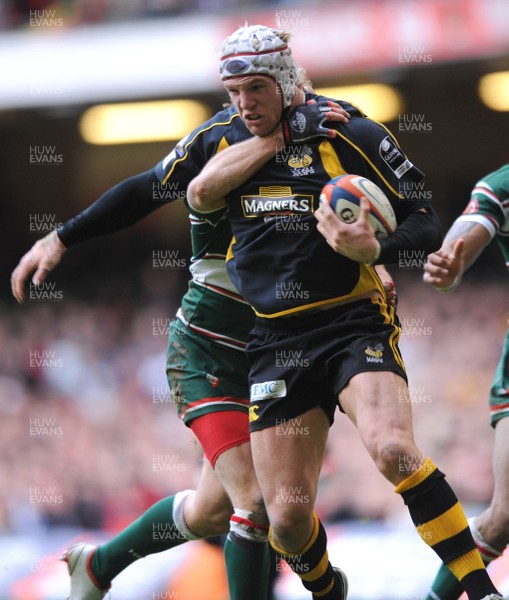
[1,272,506,536]
[1,0,295,29]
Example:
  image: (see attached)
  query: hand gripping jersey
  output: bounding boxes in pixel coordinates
[224,93,429,318]
[456,163,509,271]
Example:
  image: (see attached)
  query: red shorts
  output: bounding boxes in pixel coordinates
[189,409,250,467]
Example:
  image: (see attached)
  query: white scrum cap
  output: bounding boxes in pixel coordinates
[219,24,298,108]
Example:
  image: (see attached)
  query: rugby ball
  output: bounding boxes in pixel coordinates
[319,174,397,239]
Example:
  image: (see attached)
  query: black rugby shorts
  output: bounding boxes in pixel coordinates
[247,297,407,432]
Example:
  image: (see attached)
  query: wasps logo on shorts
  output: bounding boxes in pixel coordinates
[365,343,384,363]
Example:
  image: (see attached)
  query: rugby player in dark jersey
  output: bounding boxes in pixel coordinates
[188,23,506,600]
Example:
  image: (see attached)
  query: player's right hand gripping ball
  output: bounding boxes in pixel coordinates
[282,100,339,144]
[320,174,397,239]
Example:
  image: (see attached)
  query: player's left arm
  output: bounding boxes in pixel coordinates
[314,188,441,266]
[317,116,442,264]
[423,220,492,291]
[373,201,443,265]
[365,125,443,265]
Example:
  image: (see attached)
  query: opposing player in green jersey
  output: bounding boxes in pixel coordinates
[189,23,506,600]
[423,164,509,600]
[11,96,350,599]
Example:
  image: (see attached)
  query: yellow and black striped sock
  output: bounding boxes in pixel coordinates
[395,458,498,600]
[269,513,343,599]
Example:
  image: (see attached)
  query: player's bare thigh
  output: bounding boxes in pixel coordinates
[250,406,330,551]
[339,370,423,485]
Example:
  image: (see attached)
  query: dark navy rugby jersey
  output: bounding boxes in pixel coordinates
[224,93,429,318]
[154,105,251,190]
[152,105,256,345]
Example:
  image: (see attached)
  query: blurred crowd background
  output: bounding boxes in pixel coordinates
[1,0,509,598]
[2,0,290,29]
[1,276,507,537]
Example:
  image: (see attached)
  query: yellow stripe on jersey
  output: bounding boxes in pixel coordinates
[217,135,230,153]
[331,131,404,200]
[162,114,239,184]
[251,295,363,318]
[317,140,348,180]
[226,236,235,262]
[251,264,383,318]
[352,264,385,297]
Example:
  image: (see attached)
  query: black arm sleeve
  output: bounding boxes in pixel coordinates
[57,168,163,247]
[374,206,443,265]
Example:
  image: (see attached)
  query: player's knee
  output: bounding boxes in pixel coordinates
[268,504,313,547]
[371,438,417,480]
